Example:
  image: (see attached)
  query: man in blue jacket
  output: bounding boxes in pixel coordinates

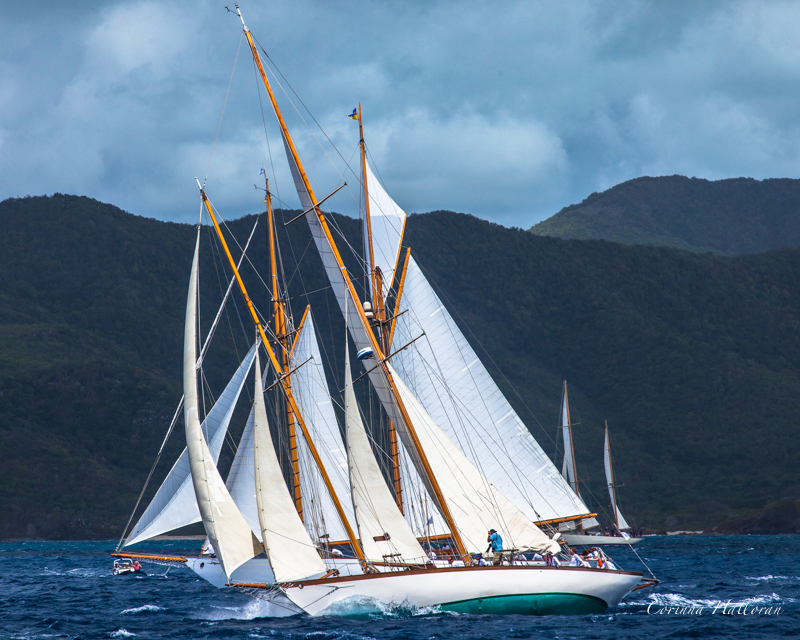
[486,528,504,565]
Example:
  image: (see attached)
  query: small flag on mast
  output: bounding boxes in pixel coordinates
[348,108,358,120]
[259,165,265,176]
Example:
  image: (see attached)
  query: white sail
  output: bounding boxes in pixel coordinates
[183,232,260,578]
[289,313,355,544]
[364,159,406,301]
[124,344,257,547]
[226,406,261,540]
[344,343,427,563]
[604,426,630,531]
[391,256,591,523]
[389,363,560,556]
[560,386,577,494]
[253,350,327,582]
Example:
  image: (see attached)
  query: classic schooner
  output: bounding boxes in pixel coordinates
[114,4,657,615]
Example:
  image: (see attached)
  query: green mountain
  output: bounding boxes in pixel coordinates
[2,194,800,539]
[530,176,800,255]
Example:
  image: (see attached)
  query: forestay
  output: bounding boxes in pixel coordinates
[390,256,591,524]
[124,343,257,547]
[253,351,327,583]
[344,344,427,563]
[183,232,261,578]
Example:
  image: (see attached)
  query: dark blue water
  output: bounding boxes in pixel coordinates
[1,536,797,639]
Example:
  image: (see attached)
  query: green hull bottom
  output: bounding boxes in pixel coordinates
[441,592,608,616]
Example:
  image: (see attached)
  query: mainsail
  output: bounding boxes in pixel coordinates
[252,350,327,582]
[183,232,261,578]
[604,425,630,531]
[560,384,577,494]
[391,257,591,524]
[124,343,257,547]
[344,343,427,563]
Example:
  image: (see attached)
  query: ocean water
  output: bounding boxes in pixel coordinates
[1,536,797,639]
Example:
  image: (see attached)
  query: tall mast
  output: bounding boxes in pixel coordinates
[265,180,302,517]
[357,104,402,512]
[198,185,365,566]
[237,6,469,561]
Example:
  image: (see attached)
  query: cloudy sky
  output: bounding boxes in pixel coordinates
[2,1,800,227]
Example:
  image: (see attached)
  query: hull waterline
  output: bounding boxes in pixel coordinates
[562,534,643,546]
[283,565,642,616]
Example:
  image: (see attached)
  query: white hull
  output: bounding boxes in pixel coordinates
[284,565,642,616]
[562,534,642,546]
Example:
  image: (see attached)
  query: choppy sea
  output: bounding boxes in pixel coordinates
[1,535,798,639]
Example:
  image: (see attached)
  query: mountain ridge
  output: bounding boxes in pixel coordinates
[530,175,800,255]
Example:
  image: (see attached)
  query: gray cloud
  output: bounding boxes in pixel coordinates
[2,1,800,227]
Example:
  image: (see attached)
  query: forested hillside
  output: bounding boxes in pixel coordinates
[2,194,800,538]
[530,176,800,255]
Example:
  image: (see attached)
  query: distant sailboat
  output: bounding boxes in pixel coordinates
[558,382,641,546]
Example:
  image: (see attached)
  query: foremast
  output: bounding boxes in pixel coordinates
[264,179,302,518]
[236,5,470,562]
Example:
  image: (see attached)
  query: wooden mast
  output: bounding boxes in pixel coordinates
[265,179,302,517]
[198,186,365,565]
[237,7,470,561]
[357,103,403,513]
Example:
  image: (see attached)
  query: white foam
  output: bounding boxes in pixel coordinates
[110,629,135,638]
[316,595,447,618]
[642,592,793,609]
[121,604,165,615]
[745,575,789,581]
[198,597,297,621]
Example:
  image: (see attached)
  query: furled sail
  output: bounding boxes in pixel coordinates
[604,426,630,531]
[226,406,261,540]
[124,343,257,547]
[363,159,406,301]
[388,363,560,556]
[253,350,327,582]
[289,313,355,543]
[390,256,591,524]
[183,232,261,578]
[344,343,426,563]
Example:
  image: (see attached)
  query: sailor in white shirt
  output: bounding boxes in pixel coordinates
[569,550,590,567]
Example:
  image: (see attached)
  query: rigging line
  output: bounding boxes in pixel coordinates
[207,221,248,357]
[205,32,244,185]
[415,259,557,447]
[253,37,363,192]
[284,238,313,289]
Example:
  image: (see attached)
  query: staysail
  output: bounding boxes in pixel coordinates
[391,256,591,524]
[124,344,257,547]
[604,425,630,531]
[252,350,327,582]
[289,313,355,543]
[226,406,261,540]
[183,232,261,578]
[560,384,577,494]
[344,343,427,563]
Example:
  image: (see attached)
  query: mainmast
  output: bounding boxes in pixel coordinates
[562,381,580,499]
[197,184,365,566]
[236,6,470,561]
[357,103,403,513]
[265,179,302,518]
